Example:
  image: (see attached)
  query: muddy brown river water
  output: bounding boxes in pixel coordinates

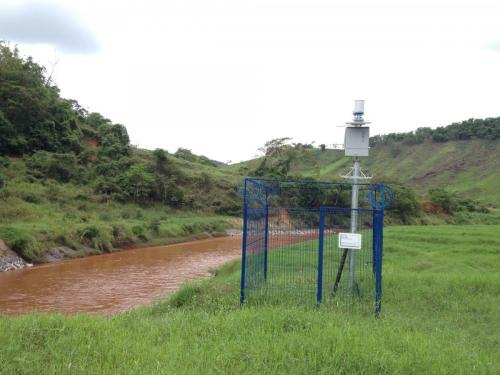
[0,236,242,315]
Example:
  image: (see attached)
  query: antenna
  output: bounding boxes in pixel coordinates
[341,100,372,292]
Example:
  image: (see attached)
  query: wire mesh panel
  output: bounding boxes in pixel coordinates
[240,178,390,314]
[320,208,378,308]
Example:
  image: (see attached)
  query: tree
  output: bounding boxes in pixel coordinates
[152,148,185,207]
[120,165,154,203]
[0,43,84,155]
[253,138,319,178]
[386,183,419,224]
[253,138,295,177]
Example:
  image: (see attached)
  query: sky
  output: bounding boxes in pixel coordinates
[1,0,499,162]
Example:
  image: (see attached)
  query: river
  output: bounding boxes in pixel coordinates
[0,236,241,315]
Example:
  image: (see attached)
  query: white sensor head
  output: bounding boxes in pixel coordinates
[353,100,364,116]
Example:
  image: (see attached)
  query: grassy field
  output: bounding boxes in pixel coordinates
[1,225,499,374]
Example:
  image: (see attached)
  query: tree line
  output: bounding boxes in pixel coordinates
[369,118,500,147]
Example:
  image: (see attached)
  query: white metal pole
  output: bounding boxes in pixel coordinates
[349,158,360,287]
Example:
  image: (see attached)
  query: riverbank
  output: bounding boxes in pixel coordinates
[0,225,499,374]
[0,211,240,270]
[0,240,32,272]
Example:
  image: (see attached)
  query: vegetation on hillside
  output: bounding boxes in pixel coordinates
[233,137,498,224]
[0,42,239,212]
[369,117,500,146]
[0,42,241,262]
[1,225,499,373]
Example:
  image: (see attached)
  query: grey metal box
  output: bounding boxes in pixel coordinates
[344,126,370,156]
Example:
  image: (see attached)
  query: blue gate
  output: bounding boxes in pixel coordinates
[240,178,393,315]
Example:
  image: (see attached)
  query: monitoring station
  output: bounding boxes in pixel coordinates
[240,101,393,315]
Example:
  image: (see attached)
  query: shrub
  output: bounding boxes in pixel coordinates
[131,224,148,241]
[428,188,458,214]
[77,225,112,252]
[214,202,240,216]
[27,151,81,183]
[0,156,10,168]
[148,219,161,235]
[0,226,40,261]
[386,183,420,224]
[111,224,135,247]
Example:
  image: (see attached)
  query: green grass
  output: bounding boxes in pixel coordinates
[0,178,236,261]
[0,210,235,262]
[0,158,239,262]
[1,225,499,374]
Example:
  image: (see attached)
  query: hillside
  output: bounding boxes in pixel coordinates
[289,139,500,206]
[230,136,500,207]
[0,42,241,265]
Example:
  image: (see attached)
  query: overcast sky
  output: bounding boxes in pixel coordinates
[1,0,499,162]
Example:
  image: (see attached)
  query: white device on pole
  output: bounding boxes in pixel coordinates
[344,127,369,156]
[344,100,370,156]
[341,100,372,291]
[353,100,364,115]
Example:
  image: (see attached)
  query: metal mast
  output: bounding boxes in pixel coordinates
[341,100,371,291]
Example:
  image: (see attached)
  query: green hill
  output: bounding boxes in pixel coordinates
[0,42,241,263]
[283,139,500,206]
[229,129,500,208]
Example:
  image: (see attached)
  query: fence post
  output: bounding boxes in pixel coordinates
[372,208,378,276]
[264,190,269,281]
[317,207,325,306]
[240,179,248,306]
[375,209,384,317]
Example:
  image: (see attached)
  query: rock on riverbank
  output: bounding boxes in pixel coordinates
[0,240,32,272]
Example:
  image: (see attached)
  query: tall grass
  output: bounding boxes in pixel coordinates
[0,169,236,262]
[1,225,499,374]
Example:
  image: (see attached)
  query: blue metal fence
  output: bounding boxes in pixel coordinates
[240,178,393,315]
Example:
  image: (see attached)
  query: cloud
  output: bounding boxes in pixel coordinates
[0,2,99,53]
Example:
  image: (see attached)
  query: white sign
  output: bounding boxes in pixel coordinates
[339,233,362,250]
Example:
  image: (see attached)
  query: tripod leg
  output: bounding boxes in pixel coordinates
[332,249,349,296]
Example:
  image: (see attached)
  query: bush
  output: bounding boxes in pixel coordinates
[214,202,240,216]
[111,224,135,247]
[0,226,40,261]
[428,188,458,214]
[132,224,148,240]
[386,183,420,224]
[148,219,161,235]
[0,156,10,168]
[77,225,112,252]
[27,151,80,183]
